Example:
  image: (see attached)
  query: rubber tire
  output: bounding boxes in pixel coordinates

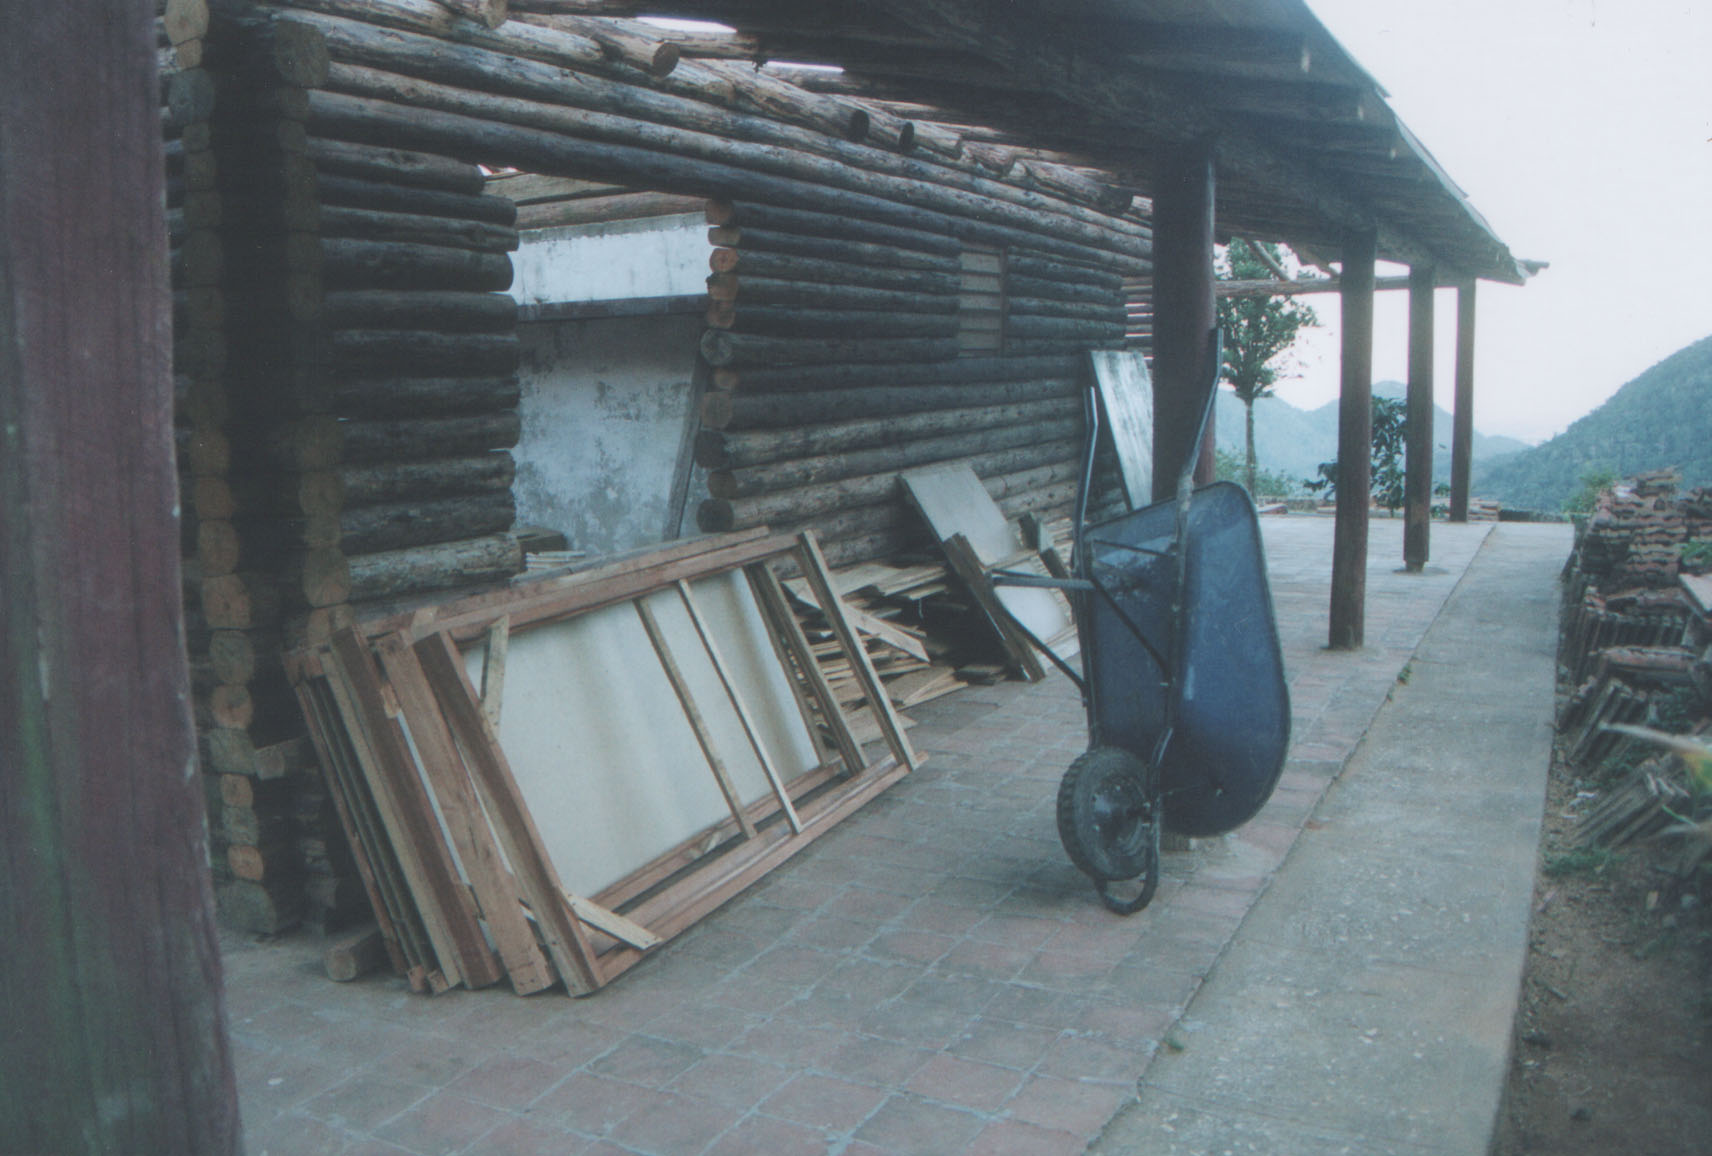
[1056,746,1158,883]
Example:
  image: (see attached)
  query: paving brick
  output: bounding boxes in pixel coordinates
[1035,1033,1153,1085]
[445,1053,565,1111]
[605,1090,743,1156]
[905,1053,1028,1113]
[667,1052,794,1107]
[760,1073,890,1132]
[702,1113,832,1156]
[468,1116,594,1156]
[815,1033,937,1088]
[584,1035,704,1088]
[301,1074,431,1134]
[965,1119,1090,1156]
[853,1093,986,1155]
[935,938,1035,980]
[531,1072,657,1137]
[1003,1074,1136,1137]
[787,913,880,953]
[374,1090,507,1156]
[947,1018,1064,1070]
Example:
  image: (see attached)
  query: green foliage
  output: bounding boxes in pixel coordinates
[1563,467,1618,516]
[1217,241,1318,496]
[1477,334,1712,512]
[1680,539,1712,573]
[1213,446,1301,498]
[1303,395,1409,512]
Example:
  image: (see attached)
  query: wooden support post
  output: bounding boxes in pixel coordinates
[1329,230,1377,650]
[1150,139,1218,496]
[1449,281,1477,523]
[0,1,240,1148]
[1404,264,1435,572]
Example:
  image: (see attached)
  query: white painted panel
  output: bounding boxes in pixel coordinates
[509,214,708,305]
[462,570,820,897]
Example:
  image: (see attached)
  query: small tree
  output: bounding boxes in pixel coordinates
[1305,395,1408,512]
[1217,241,1319,497]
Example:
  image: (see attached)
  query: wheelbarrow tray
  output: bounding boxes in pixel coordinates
[1080,481,1290,837]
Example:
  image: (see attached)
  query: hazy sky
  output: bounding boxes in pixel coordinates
[1260,0,1712,443]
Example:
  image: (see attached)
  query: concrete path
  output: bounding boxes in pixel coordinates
[1092,522,1572,1155]
[221,516,1572,1156]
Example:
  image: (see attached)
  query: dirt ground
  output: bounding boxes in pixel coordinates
[1492,742,1712,1154]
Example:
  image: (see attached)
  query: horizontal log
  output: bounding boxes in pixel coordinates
[705,225,960,274]
[330,329,521,376]
[697,435,1081,533]
[341,452,516,506]
[330,373,520,418]
[699,331,960,369]
[1006,296,1128,323]
[201,572,283,632]
[1006,251,1126,291]
[1004,338,1126,356]
[696,396,1074,470]
[512,12,679,77]
[342,411,523,463]
[708,415,1080,499]
[708,305,961,340]
[289,8,1151,258]
[321,236,513,291]
[323,289,517,331]
[319,204,519,252]
[341,491,516,554]
[702,376,1081,431]
[1002,314,1128,342]
[718,353,1080,395]
[708,250,960,296]
[705,199,961,257]
[226,843,300,885]
[220,14,332,87]
[346,532,523,602]
[514,191,705,228]
[708,275,956,315]
[1007,273,1123,307]
[306,133,488,194]
[299,61,1148,273]
[316,172,517,225]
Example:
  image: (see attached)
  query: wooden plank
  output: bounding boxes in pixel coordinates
[565,892,663,951]
[326,630,505,990]
[634,597,760,840]
[742,565,831,764]
[676,579,803,835]
[943,533,1047,683]
[414,631,604,995]
[291,677,413,982]
[902,462,1073,667]
[324,925,390,982]
[480,614,510,730]
[749,565,865,774]
[794,532,918,770]
[297,674,436,990]
[375,632,557,996]
[1088,349,1154,508]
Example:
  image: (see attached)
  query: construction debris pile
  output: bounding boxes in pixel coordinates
[1557,469,1712,876]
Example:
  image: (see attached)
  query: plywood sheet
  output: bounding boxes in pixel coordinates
[1089,349,1154,509]
[462,569,820,897]
[902,463,1074,660]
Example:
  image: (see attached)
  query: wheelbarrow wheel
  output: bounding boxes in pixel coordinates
[1056,746,1160,915]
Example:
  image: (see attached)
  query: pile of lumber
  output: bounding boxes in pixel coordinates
[288,530,916,995]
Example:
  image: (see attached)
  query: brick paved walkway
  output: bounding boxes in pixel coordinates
[225,515,1497,1156]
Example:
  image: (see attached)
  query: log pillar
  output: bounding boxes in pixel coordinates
[1449,280,1477,522]
[1329,230,1377,650]
[0,1,241,1151]
[1403,264,1435,571]
[1150,139,1218,499]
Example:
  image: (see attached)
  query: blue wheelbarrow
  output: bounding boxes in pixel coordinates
[995,330,1290,914]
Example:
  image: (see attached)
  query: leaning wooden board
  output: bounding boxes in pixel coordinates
[286,530,916,995]
[901,462,1077,676]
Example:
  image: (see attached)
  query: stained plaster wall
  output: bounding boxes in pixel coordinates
[513,313,704,555]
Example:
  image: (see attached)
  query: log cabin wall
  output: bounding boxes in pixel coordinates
[170,0,1153,931]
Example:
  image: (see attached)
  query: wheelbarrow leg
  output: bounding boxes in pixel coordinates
[1056,746,1163,916]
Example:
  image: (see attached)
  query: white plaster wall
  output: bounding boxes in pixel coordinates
[509,213,708,305]
[513,314,704,554]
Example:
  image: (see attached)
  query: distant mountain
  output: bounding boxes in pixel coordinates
[1213,380,1529,486]
[1474,334,1712,512]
